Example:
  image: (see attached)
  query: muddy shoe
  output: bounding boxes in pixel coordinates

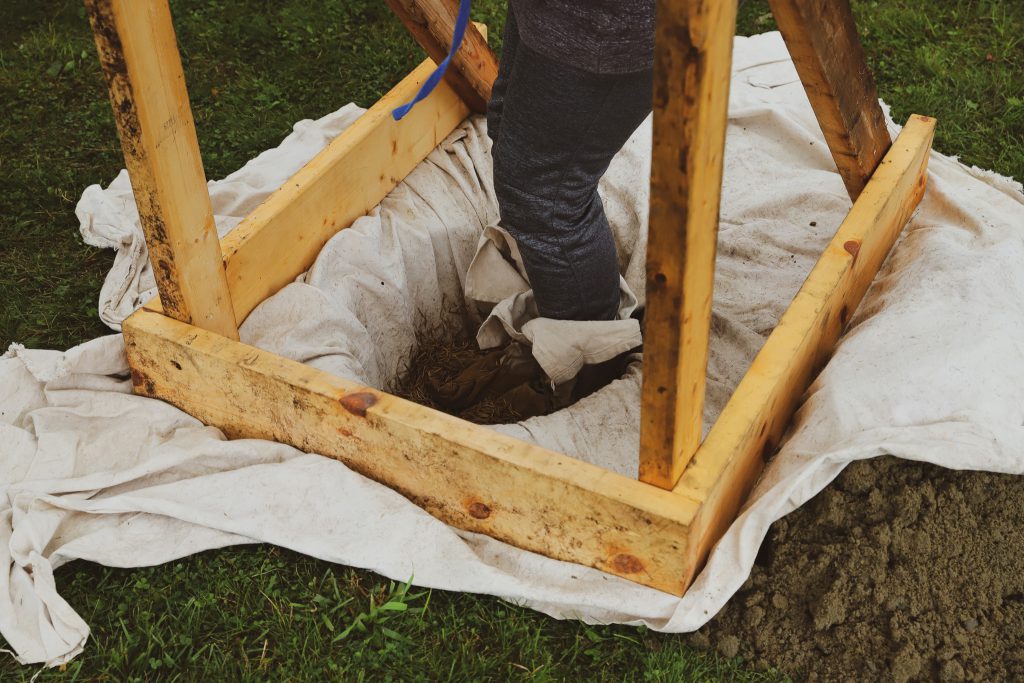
[495,379,556,420]
[570,348,638,402]
[429,342,542,411]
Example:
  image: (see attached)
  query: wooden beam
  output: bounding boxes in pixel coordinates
[385,0,498,114]
[123,308,704,595]
[123,116,934,594]
[639,0,738,489]
[768,0,892,200]
[143,57,471,323]
[85,0,238,340]
[673,115,935,585]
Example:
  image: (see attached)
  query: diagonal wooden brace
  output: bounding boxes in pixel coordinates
[769,0,892,200]
[385,0,499,113]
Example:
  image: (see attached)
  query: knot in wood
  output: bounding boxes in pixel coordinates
[467,502,491,519]
[610,553,644,574]
[340,391,377,417]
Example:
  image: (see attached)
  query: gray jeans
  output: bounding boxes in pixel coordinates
[487,7,653,322]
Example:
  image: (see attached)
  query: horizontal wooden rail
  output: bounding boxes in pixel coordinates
[116,6,935,595]
[673,115,935,585]
[123,307,704,594]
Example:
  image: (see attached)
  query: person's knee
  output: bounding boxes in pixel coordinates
[493,156,600,238]
[492,147,548,233]
[493,182,545,237]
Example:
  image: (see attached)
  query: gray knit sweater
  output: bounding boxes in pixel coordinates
[509,0,656,74]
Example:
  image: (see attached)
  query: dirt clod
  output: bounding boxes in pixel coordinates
[940,659,966,682]
[717,634,740,659]
[699,457,1024,680]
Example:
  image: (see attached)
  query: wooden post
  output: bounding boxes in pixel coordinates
[768,0,892,200]
[85,0,239,339]
[385,0,498,113]
[639,0,738,489]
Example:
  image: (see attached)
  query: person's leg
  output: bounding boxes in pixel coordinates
[486,5,520,147]
[490,39,652,321]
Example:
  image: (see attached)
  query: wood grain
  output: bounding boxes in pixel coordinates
[123,308,703,595]
[385,0,498,113]
[144,57,471,324]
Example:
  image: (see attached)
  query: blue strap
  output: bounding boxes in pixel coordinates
[392,0,472,121]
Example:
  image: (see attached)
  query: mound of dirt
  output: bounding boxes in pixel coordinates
[695,457,1024,681]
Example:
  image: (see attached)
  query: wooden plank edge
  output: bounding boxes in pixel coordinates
[768,0,892,200]
[673,114,936,584]
[123,307,705,595]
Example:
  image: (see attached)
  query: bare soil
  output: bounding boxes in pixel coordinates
[695,457,1024,682]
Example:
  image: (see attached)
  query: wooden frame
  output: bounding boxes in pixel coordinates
[88,0,934,595]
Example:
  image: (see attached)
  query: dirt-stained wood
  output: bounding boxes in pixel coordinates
[769,0,892,200]
[385,0,498,113]
[85,0,238,339]
[640,0,739,489]
[105,1,936,595]
[124,115,932,595]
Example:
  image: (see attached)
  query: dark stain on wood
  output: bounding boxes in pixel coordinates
[467,501,491,519]
[340,391,378,417]
[85,1,142,155]
[610,553,644,574]
[85,0,199,324]
[129,367,155,395]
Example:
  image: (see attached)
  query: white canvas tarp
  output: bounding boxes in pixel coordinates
[3,32,1023,666]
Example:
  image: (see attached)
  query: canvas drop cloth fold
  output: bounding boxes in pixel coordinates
[3,32,1023,666]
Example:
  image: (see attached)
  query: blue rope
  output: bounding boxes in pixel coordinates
[392,0,472,121]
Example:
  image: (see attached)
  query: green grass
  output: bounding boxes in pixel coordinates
[1,0,1020,680]
[744,0,1024,177]
[12,546,784,681]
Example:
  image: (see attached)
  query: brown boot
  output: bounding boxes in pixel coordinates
[570,348,637,402]
[494,379,556,420]
[429,342,542,411]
